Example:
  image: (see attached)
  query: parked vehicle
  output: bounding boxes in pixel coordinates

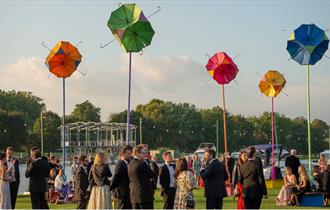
[193,142,216,160]
[320,150,330,164]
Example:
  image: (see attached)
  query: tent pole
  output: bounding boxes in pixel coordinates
[271,97,275,180]
[222,85,227,154]
[307,64,311,173]
[126,52,132,145]
[62,78,66,173]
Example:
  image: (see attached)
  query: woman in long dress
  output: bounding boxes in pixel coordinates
[276,167,297,206]
[87,152,112,209]
[232,151,248,209]
[174,157,195,209]
[0,152,13,209]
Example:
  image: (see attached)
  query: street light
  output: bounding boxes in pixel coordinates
[139,117,142,144]
[216,120,219,157]
[40,110,46,156]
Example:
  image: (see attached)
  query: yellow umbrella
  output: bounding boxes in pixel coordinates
[259,70,286,180]
[259,70,286,97]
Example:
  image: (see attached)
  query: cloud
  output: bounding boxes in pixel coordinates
[0,55,329,124]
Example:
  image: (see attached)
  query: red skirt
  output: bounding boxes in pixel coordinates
[237,183,245,209]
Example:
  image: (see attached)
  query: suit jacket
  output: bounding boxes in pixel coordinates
[159,163,175,196]
[200,159,228,198]
[89,164,112,186]
[128,158,155,204]
[25,158,50,193]
[75,165,89,201]
[150,160,159,190]
[285,155,301,178]
[239,159,267,198]
[86,161,94,175]
[110,160,130,199]
[4,158,20,183]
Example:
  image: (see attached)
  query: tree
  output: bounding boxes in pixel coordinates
[68,100,101,122]
[0,90,44,131]
[0,110,28,150]
[33,111,61,153]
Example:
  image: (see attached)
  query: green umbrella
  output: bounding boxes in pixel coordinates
[107,4,156,145]
[121,21,155,52]
[107,3,154,53]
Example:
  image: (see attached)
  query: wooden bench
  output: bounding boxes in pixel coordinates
[300,192,329,207]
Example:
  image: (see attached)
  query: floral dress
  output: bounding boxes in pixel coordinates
[174,170,195,209]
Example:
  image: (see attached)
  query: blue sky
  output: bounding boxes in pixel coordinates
[0,0,329,123]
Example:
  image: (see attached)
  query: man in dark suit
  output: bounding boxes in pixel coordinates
[25,147,50,209]
[239,148,268,209]
[200,149,228,209]
[86,155,94,176]
[75,155,89,209]
[285,149,301,180]
[128,144,155,209]
[250,147,267,187]
[5,146,20,209]
[159,151,176,209]
[110,146,132,209]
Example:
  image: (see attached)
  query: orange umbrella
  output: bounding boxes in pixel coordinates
[44,41,82,173]
[45,41,82,78]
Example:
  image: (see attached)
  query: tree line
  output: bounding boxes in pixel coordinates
[0,90,329,155]
[110,99,329,154]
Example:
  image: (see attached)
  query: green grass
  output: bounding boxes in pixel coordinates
[16,188,324,209]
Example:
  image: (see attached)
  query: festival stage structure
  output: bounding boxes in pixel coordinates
[61,122,137,161]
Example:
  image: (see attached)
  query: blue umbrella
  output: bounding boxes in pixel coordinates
[287,24,329,65]
[286,23,329,173]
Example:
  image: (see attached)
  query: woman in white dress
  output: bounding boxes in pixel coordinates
[87,152,112,209]
[276,167,297,206]
[54,168,67,192]
[0,152,13,209]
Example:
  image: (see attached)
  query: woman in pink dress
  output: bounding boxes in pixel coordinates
[276,167,297,206]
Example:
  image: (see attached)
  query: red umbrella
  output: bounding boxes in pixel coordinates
[206,52,239,154]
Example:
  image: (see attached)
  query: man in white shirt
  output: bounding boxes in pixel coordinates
[159,151,176,209]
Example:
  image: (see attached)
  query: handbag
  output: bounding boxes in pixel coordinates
[233,187,240,197]
[185,199,195,209]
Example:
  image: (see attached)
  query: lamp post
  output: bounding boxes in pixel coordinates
[216,119,219,157]
[139,117,142,144]
[40,111,44,156]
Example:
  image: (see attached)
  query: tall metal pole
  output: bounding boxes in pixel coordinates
[40,111,44,156]
[62,78,66,173]
[139,117,142,144]
[307,65,311,173]
[271,97,275,180]
[216,119,219,157]
[221,85,228,154]
[126,52,132,145]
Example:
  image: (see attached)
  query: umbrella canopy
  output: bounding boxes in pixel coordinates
[45,41,82,78]
[259,70,286,97]
[287,23,329,65]
[206,52,239,84]
[107,3,155,52]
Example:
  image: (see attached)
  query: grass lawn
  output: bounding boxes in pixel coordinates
[16,188,324,209]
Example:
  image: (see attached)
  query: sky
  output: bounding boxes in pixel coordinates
[0,0,329,123]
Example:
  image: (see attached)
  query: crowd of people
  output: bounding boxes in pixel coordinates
[0,145,329,209]
[276,149,330,207]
